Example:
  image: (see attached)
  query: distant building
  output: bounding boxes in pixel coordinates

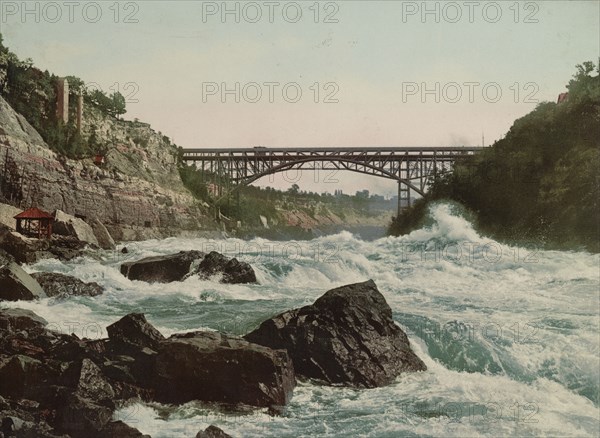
[94,154,106,166]
[557,92,569,104]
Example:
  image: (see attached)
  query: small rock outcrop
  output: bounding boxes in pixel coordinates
[53,210,99,247]
[0,223,87,264]
[196,425,233,438]
[31,272,104,298]
[61,358,115,402]
[0,224,50,264]
[87,217,116,250]
[120,250,205,283]
[0,250,45,301]
[193,251,257,284]
[154,331,295,407]
[106,313,165,351]
[120,250,257,285]
[245,280,426,388]
[97,420,151,437]
[0,308,47,331]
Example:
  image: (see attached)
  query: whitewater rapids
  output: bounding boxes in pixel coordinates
[4,203,599,437]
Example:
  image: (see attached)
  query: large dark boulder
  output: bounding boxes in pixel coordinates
[31,272,104,298]
[53,210,98,247]
[0,224,49,264]
[0,310,152,438]
[0,225,86,264]
[193,251,257,284]
[0,355,47,399]
[106,313,165,351]
[196,425,233,438]
[0,251,45,301]
[0,308,47,331]
[86,218,116,251]
[54,393,113,438]
[96,421,151,438]
[0,414,65,438]
[61,359,115,403]
[154,331,295,407]
[120,250,257,285]
[245,280,426,388]
[0,309,298,435]
[120,250,205,283]
[0,309,57,360]
[47,236,88,261]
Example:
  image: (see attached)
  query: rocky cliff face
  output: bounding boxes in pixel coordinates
[0,95,217,241]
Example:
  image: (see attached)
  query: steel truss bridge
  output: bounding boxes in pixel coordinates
[182,146,484,215]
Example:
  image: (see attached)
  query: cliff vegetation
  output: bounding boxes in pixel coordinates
[389,62,600,252]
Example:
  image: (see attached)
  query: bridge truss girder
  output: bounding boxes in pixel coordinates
[182,147,482,216]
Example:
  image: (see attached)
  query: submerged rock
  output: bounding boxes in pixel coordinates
[120,250,205,283]
[154,331,295,407]
[31,272,104,298]
[245,280,426,388]
[193,251,257,284]
[0,251,45,301]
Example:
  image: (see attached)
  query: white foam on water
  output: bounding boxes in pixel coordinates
[14,202,599,437]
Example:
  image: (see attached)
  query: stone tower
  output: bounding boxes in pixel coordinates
[56,78,69,124]
[77,94,83,133]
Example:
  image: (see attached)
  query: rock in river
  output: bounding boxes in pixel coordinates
[0,250,45,301]
[196,425,233,437]
[192,251,257,284]
[120,250,205,283]
[31,272,104,298]
[245,279,426,388]
[154,331,295,407]
[120,250,257,284]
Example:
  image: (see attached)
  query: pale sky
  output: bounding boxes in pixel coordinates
[1,1,598,196]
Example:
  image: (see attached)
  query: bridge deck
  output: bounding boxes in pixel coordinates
[182,146,484,160]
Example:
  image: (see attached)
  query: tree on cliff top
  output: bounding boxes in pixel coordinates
[0,35,128,157]
[86,89,126,118]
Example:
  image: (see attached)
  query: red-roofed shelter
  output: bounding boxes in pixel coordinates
[14,207,54,239]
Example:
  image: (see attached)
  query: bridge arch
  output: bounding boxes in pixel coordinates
[239,156,426,195]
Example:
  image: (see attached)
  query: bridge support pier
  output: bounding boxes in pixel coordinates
[397,181,411,216]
